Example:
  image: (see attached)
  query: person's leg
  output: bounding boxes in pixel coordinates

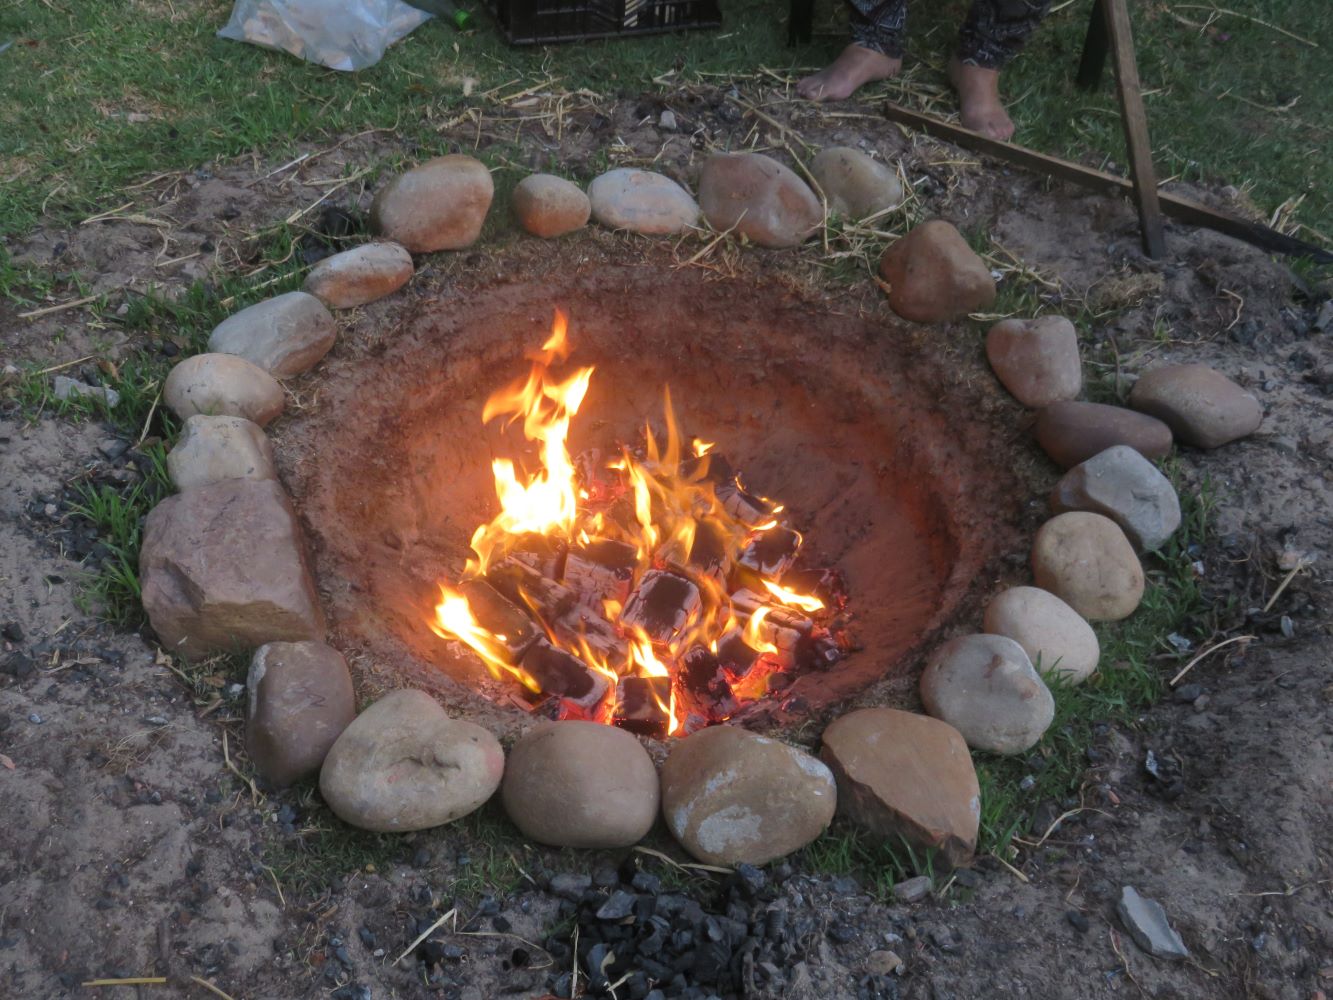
[797,0,906,102]
[949,0,1051,139]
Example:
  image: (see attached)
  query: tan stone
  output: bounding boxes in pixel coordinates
[1032,512,1145,621]
[698,152,822,248]
[501,721,658,848]
[1128,363,1262,448]
[167,414,276,492]
[920,634,1054,754]
[320,689,504,832]
[810,146,903,221]
[983,585,1100,684]
[303,243,414,309]
[163,353,285,427]
[879,220,996,323]
[1033,400,1173,469]
[588,168,699,235]
[820,708,979,867]
[661,726,835,866]
[512,174,591,238]
[369,155,494,252]
[140,478,324,659]
[246,641,356,788]
[985,316,1082,408]
[207,291,336,378]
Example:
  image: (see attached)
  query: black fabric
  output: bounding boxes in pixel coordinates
[845,0,1051,68]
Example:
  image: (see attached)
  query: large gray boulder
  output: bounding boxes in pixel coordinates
[207,291,336,378]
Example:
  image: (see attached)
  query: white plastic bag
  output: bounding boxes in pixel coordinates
[218,0,432,72]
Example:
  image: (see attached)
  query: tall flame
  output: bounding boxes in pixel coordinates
[467,310,593,574]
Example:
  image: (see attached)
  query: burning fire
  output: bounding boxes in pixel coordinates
[429,309,845,737]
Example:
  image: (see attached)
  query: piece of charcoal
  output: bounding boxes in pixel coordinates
[715,629,760,676]
[717,482,776,524]
[565,538,639,606]
[680,450,735,487]
[507,533,567,579]
[486,561,579,622]
[679,645,722,694]
[799,633,845,671]
[684,519,731,580]
[553,604,624,662]
[779,567,847,608]
[519,639,609,710]
[457,579,540,664]
[739,525,802,577]
[620,570,700,646]
[614,675,672,736]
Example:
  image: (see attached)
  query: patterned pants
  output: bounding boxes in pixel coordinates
[849,0,1052,69]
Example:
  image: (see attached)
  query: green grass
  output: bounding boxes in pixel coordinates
[0,0,1328,245]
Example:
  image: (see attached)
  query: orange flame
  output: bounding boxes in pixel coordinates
[429,586,539,692]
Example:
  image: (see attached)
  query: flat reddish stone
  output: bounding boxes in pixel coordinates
[820,708,980,867]
[1129,363,1262,448]
[1034,400,1173,469]
[879,220,996,324]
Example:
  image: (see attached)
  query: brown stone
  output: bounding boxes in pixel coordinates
[698,153,823,248]
[1031,511,1145,621]
[163,353,285,427]
[207,291,336,378]
[1128,363,1263,448]
[985,316,1082,408]
[1033,400,1173,469]
[303,243,414,309]
[320,689,504,832]
[879,220,995,323]
[820,708,980,867]
[166,414,276,492]
[246,640,355,788]
[140,479,325,659]
[810,146,903,221]
[369,155,494,253]
[661,726,835,865]
[512,174,591,238]
[501,721,658,848]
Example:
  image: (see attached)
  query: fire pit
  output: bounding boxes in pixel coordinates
[278,265,1024,737]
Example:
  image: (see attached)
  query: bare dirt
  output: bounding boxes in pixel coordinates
[1,84,1331,1000]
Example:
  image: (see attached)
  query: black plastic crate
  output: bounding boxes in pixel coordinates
[487,0,721,44]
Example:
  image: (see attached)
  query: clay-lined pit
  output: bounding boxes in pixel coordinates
[279,267,1025,735]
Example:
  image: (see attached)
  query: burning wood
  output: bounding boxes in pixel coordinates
[620,570,701,646]
[564,537,638,605]
[519,639,608,710]
[613,675,673,736]
[425,312,849,737]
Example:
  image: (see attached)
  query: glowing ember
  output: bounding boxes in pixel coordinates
[428,310,848,736]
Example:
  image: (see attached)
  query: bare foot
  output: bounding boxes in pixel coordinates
[798,44,902,103]
[948,56,1015,141]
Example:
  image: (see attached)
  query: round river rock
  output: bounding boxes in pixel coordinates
[163,353,285,427]
[166,414,276,492]
[302,242,414,309]
[697,152,822,248]
[1128,363,1262,448]
[1032,511,1145,621]
[370,155,494,253]
[320,689,504,833]
[246,640,355,788]
[207,290,336,378]
[985,315,1082,408]
[810,146,903,221]
[588,168,699,235]
[920,634,1055,754]
[661,726,835,866]
[512,173,591,238]
[502,720,658,849]
[983,585,1100,684]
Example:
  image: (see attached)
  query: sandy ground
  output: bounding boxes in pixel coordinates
[1,86,1330,999]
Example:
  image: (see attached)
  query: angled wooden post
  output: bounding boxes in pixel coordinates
[1102,0,1166,257]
